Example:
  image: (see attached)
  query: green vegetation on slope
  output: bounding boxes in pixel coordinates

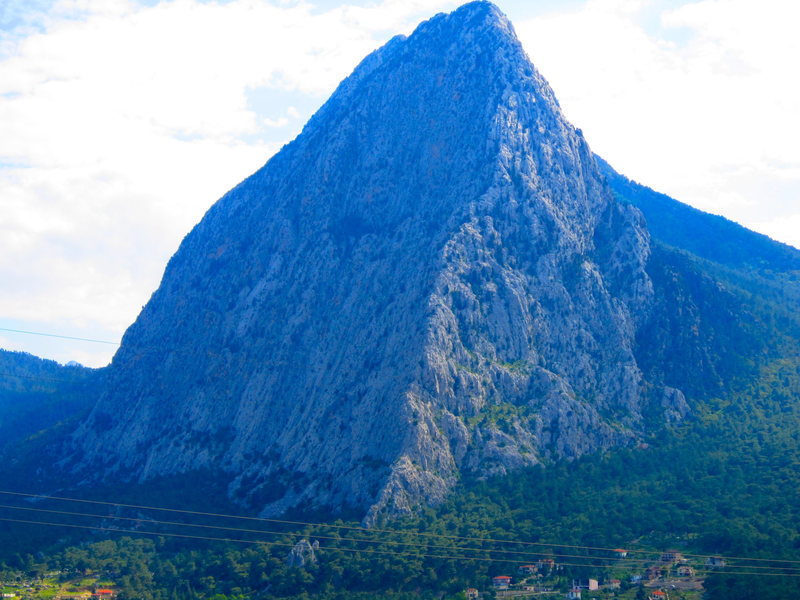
[0,350,102,455]
[596,155,800,275]
[1,355,799,600]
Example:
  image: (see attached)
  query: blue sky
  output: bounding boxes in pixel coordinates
[1,0,799,367]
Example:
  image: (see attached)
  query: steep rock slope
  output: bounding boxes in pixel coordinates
[64,2,676,520]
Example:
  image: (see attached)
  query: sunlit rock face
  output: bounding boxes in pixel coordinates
[64,1,672,522]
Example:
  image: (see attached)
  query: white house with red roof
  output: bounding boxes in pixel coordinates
[492,575,512,590]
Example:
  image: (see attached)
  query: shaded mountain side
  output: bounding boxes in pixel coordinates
[0,350,102,455]
[636,244,784,402]
[600,158,800,400]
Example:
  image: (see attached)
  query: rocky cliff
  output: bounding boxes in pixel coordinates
[63,1,684,521]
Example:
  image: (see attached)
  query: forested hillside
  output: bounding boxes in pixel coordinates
[2,324,800,600]
[0,350,102,455]
[1,351,799,600]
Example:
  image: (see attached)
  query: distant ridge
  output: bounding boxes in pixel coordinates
[597,156,800,272]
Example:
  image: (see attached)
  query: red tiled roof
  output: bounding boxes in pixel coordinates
[493,575,512,580]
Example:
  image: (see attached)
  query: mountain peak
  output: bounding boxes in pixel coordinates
[422,1,511,35]
[297,1,565,223]
[406,1,523,69]
[62,2,669,523]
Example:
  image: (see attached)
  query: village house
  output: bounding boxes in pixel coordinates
[646,566,662,580]
[91,591,115,600]
[492,576,512,590]
[706,556,726,568]
[580,579,599,591]
[613,548,628,558]
[660,550,683,563]
[537,558,556,571]
[649,591,667,600]
[465,588,479,600]
[566,589,582,600]
[518,564,538,575]
[608,579,621,590]
[676,565,694,577]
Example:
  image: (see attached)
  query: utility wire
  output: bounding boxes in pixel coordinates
[0,516,582,567]
[0,371,96,385]
[0,503,672,566]
[0,503,792,573]
[3,335,800,570]
[2,490,799,569]
[2,516,800,578]
[0,489,662,556]
[3,335,800,572]
[0,327,119,346]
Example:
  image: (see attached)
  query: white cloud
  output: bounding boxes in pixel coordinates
[514,0,800,247]
[0,0,456,366]
[751,214,800,251]
[2,0,799,367]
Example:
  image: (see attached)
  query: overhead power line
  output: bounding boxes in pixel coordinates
[0,503,668,566]
[0,327,119,346]
[0,371,96,385]
[2,490,800,570]
[0,516,570,567]
[0,489,660,556]
[0,505,790,573]
[2,503,797,572]
[2,516,800,578]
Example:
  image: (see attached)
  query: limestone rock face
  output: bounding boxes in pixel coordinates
[64,1,675,520]
[286,539,319,568]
